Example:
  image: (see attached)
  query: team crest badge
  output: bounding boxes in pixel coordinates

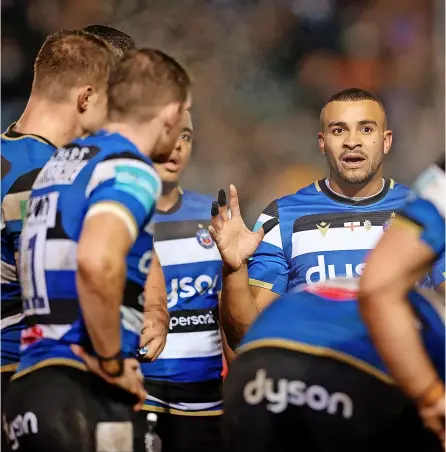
[363,220,372,231]
[383,212,396,231]
[196,224,214,249]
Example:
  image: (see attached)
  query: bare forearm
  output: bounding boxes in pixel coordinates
[77,260,126,358]
[360,291,439,399]
[221,263,259,348]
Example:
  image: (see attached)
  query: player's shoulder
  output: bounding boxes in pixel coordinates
[182,189,214,207]
[386,179,410,198]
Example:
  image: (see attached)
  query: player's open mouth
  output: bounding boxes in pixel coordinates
[164,156,181,172]
[341,154,366,168]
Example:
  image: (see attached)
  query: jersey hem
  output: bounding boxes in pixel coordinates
[11,358,88,381]
[141,405,223,417]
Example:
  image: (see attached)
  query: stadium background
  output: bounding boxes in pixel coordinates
[2,0,444,226]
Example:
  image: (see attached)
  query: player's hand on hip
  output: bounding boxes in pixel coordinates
[419,395,445,448]
[71,345,147,411]
[209,185,278,272]
[139,314,168,362]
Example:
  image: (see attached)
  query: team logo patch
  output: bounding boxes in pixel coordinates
[196,224,214,249]
[383,212,396,231]
[363,220,372,231]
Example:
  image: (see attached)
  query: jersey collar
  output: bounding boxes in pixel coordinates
[2,122,56,147]
[316,178,391,206]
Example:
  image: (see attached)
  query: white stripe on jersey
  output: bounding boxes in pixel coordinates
[1,260,17,283]
[292,226,383,258]
[1,313,24,330]
[2,190,31,222]
[157,330,222,360]
[257,214,283,249]
[121,306,144,335]
[145,394,223,411]
[85,158,161,198]
[44,239,77,270]
[155,237,221,267]
[19,324,71,351]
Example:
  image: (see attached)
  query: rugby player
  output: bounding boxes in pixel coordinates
[140,111,231,452]
[83,24,136,56]
[222,278,444,452]
[1,29,117,450]
[3,49,191,451]
[359,157,445,443]
[209,88,444,348]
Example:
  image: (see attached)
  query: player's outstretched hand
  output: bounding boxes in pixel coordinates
[71,345,147,411]
[209,185,278,272]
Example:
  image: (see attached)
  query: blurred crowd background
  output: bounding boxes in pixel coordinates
[2,0,444,225]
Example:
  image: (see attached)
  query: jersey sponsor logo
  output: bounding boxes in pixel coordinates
[4,411,39,451]
[167,274,219,308]
[196,225,214,249]
[305,255,365,284]
[138,250,153,274]
[169,308,218,333]
[316,222,330,237]
[114,164,159,213]
[20,325,44,347]
[243,369,353,418]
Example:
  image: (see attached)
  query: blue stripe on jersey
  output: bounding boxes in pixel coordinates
[45,272,77,299]
[1,320,24,368]
[141,355,223,383]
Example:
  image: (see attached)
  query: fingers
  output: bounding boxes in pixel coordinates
[127,359,147,411]
[210,201,223,234]
[140,337,165,361]
[228,185,241,217]
[218,189,229,222]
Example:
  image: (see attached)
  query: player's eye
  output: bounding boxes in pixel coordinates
[332,128,344,135]
[361,126,373,134]
[181,133,191,142]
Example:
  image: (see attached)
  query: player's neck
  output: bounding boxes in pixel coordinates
[14,96,79,148]
[104,120,162,158]
[157,184,181,212]
[327,171,385,198]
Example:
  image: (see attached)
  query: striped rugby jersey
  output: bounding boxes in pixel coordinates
[1,125,56,372]
[14,129,161,378]
[249,178,444,294]
[141,190,223,416]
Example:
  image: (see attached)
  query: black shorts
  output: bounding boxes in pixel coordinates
[2,371,14,452]
[3,366,147,452]
[141,410,222,452]
[222,347,442,452]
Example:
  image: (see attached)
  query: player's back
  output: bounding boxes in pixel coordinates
[15,129,159,378]
[142,189,224,414]
[240,280,445,382]
[1,126,56,371]
[249,178,410,293]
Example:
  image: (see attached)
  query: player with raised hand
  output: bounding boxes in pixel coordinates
[359,156,446,445]
[3,49,191,452]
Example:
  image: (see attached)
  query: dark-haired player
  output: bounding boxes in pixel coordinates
[83,24,136,55]
[211,88,443,349]
[3,49,192,451]
[360,157,445,444]
[1,29,115,450]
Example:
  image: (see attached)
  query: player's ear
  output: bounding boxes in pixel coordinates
[383,129,392,155]
[318,131,326,155]
[77,86,94,113]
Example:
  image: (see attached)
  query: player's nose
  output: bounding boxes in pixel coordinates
[343,131,362,150]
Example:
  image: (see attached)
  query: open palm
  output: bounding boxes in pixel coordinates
[209,185,278,271]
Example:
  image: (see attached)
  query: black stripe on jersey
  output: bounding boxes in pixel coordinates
[25,299,80,326]
[1,299,22,318]
[144,378,222,404]
[293,209,400,233]
[52,144,100,161]
[102,151,148,163]
[123,280,144,313]
[3,123,56,147]
[262,200,279,218]
[1,156,12,179]
[45,212,70,240]
[8,168,42,195]
[318,178,392,206]
[169,307,219,334]
[155,219,211,242]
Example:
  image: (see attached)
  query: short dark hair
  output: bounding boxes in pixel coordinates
[33,29,115,100]
[326,88,384,109]
[83,24,136,56]
[321,88,387,129]
[108,49,191,123]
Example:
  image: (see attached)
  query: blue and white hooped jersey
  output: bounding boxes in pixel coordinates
[1,125,56,371]
[239,279,445,385]
[399,157,445,261]
[14,130,161,378]
[141,190,223,415]
[249,179,411,294]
